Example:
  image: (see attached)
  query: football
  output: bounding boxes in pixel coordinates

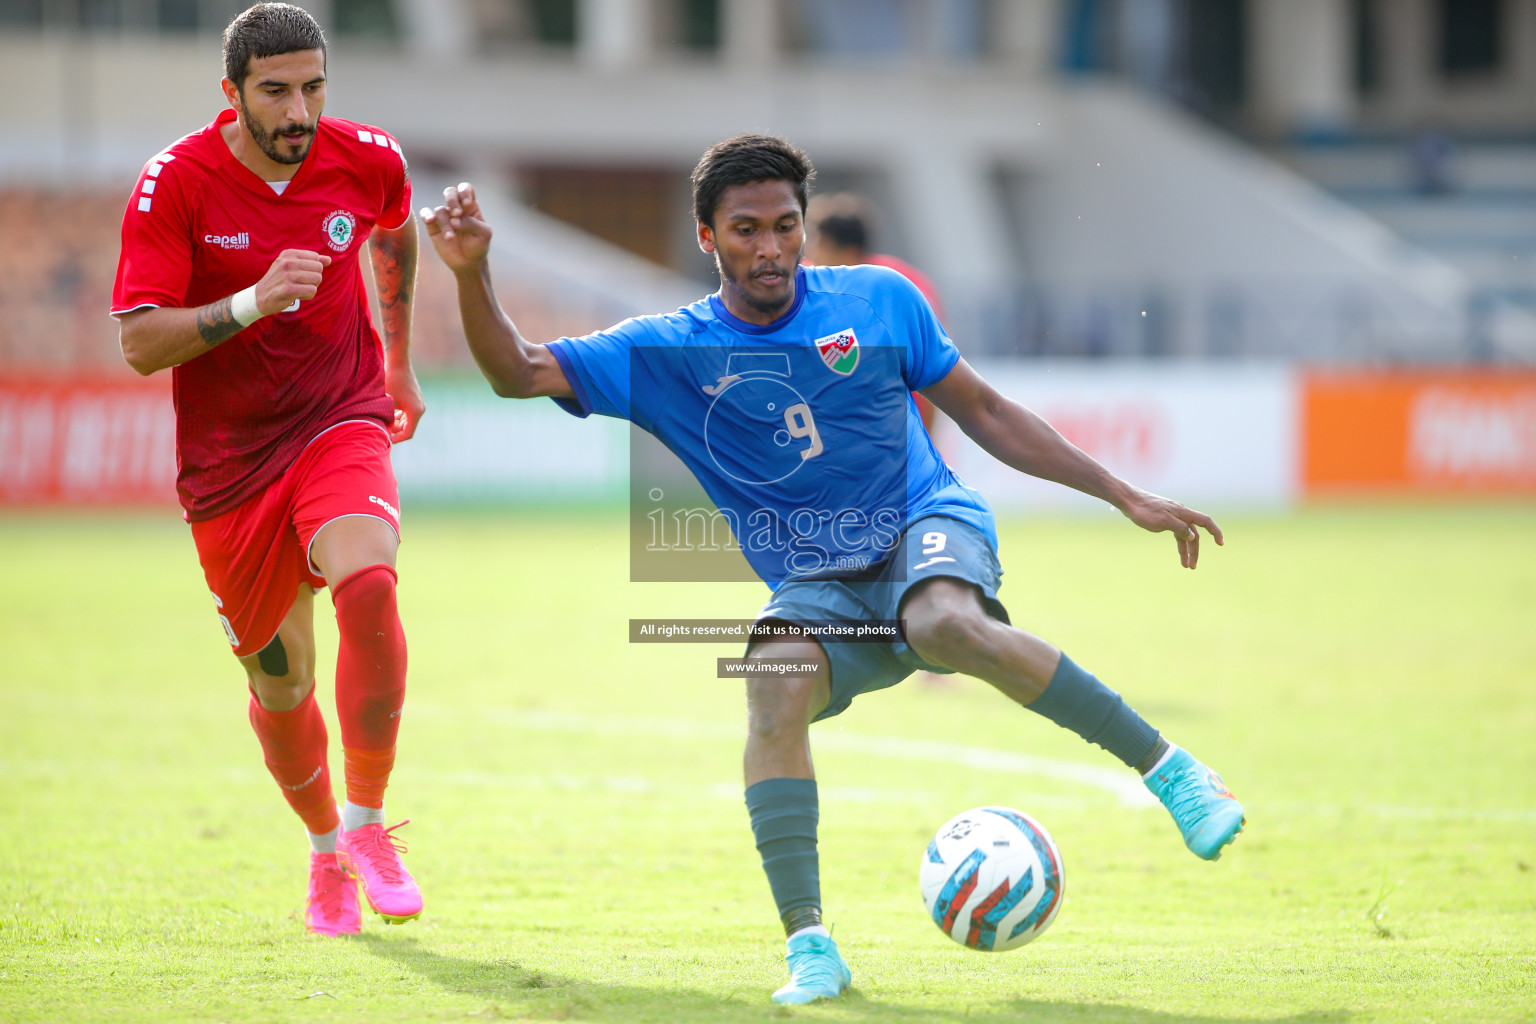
[919,806,1064,951]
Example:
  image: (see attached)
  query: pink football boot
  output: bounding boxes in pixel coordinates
[338,820,423,923]
[305,852,361,936]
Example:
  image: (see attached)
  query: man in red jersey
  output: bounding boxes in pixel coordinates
[111,3,424,937]
[807,194,954,691]
[806,193,947,324]
[806,193,944,432]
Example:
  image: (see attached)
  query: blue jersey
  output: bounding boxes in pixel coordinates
[548,264,996,586]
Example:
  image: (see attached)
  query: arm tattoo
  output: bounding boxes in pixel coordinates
[371,227,417,354]
[195,295,244,347]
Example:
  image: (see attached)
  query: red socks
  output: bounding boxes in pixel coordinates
[247,564,406,829]
[331,564,407,810]
[248,687,339,836]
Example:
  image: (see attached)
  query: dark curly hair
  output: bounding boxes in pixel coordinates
[691,134,815,229]
[223,3,327,93]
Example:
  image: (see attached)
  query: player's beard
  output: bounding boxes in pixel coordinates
[721,246,802,319]
[240,104,316,165]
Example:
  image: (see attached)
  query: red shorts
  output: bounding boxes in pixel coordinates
[190,420,401,658]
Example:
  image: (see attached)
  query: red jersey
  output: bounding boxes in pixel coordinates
[111,108,412,521]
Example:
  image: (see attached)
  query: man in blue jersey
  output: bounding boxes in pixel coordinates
[421,135,1244,1005]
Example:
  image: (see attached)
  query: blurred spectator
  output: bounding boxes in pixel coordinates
[0,189,124,368]
[806,192,946,319]
[1120,0,1179,97]
[1409,127,1457,195]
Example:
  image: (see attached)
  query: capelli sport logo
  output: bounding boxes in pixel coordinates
[204,232,250,249]
[368,494,401,523]
[323,210,357,251]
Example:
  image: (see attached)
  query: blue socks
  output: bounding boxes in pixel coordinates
[1028,653,1160,769]
[745,778,821,933]
[744,658,1154,937]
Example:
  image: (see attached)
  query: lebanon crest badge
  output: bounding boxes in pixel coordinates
[322,209,357,252]
[816,329,860,376]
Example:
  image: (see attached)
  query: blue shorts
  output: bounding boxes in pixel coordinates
[748,515,1009,722]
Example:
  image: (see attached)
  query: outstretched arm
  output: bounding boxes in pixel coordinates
[418,183,573,401]
[923,358,1224,568]
[369,217,425,442]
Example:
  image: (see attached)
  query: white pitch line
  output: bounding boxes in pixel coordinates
[403,767,1092,808]
[813,730,1158,807]
[408,769,951,805]
[3,753,1534,823]
[0,756,1084,808]
[407,704,1158,807]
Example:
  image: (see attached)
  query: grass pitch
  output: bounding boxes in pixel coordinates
[1,504,1533,1023]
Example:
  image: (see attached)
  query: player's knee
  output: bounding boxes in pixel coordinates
[242,635,316,709]
[247,671,314,712]
[745,680,817,740]
[904,586,990,668]
[744,645,826,737]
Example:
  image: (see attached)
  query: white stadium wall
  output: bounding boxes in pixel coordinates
[935,362,1299,512]
[387,378,628,505]
[394,364,1305,511]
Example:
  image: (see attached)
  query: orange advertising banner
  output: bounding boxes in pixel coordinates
[1302,370,1536,495]
[0,374,177,506]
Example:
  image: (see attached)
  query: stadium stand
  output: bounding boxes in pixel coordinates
[0,177,687,372]
[0,189,127,368]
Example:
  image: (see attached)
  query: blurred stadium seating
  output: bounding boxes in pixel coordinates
[0,189,125,368]
[0,174,693,371]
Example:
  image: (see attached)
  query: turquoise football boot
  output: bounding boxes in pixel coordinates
[771,932,852,1005]
[1144,747,1246,860]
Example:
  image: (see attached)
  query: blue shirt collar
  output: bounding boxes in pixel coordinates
[707,267,808,335]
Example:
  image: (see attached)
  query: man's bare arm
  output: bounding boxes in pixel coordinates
[418,183,573,401]
[119,298,245,374]
[118,249,332,375]
[924,358,1223,568]
[368,218,426,440]
[370,218,417,359]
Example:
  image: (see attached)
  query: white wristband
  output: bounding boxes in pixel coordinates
[230,285,263,327]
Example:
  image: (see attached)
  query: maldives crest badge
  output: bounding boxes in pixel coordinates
[816,328,859,376]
